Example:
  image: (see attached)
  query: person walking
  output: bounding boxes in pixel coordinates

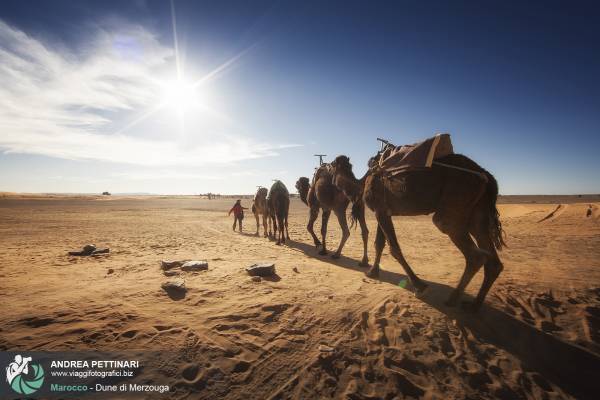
[228,199,248,232]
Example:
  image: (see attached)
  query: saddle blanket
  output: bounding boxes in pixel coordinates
[378,133,454,175]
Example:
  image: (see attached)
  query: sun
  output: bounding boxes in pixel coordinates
[162,79,198,112]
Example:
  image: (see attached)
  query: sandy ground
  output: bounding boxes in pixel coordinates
[0,195,599,399]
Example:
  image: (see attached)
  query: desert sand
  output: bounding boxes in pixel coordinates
[0,194,599,399]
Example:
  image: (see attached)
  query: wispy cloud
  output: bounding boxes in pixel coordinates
[0,20,299,166]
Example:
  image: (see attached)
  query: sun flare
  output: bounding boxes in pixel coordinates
[162,79,198,112]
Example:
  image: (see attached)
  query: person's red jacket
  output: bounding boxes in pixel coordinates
[229,203,246,218]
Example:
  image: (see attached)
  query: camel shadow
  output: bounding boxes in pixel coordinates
[286,238,599,399]
[418,282,598,399]
[285,239,370,274]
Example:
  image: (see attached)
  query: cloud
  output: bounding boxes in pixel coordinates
[0,20,299,166]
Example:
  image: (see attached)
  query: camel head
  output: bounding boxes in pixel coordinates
[330,155,354,182]
[331,155,364,201]
[295,177,310,205]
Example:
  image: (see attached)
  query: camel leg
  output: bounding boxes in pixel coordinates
[368,224,385,276]
[465,217,504,312]
[319,210,331,255]
[285,213,290,240]
[271,215,277,239]
[278,214,286,245]
[331,208,350,259]
[307,207,321,247]
[374,212,427,292]
[444,231,487,307]
[267,213,272,237]
[262,213,268,238]
[254,212,260,236]
[357,207,369,267]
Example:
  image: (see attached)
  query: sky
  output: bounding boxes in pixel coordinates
[0,0,599,195]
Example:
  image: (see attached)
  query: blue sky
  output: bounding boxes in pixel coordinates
[0,0,598,194]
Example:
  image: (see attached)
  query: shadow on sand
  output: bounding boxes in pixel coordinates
[284,238,599,399]
[163,287,186,301]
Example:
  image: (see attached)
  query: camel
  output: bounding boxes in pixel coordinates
[295,164,369,265]
[252,187,270,237]
[267,180,290,245]
[330,150,505,312]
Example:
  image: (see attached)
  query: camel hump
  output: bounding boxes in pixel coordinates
[254,187,268,201]
[312,164,333,184]
[268,180,289,199]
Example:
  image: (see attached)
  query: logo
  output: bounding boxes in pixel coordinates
[6,355,45,395]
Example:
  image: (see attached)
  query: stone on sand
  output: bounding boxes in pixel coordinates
[181,260,209,271]
[68,244,110,256]
[246,263,276,277]
[161,260,186,271]
[161,280,186,292]
[318,344,334,352]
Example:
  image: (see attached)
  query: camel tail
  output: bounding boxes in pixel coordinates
[350,201,362,229]
[484,171,507,250]
[349,174,367,229]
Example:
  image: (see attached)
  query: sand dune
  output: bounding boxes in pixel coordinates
[1,196,599,399]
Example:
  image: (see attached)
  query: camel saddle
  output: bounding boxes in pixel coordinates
[312,163,333,185]
[376,133,453,176]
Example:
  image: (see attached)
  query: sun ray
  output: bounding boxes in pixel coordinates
[170,0,183,81]
[113,102,166,135]
[191,43,258,89]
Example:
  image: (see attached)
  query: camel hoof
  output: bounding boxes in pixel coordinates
[366,267,379,278]
[331,253,340,259]
[318,250,328,256]
[314,242,322,249]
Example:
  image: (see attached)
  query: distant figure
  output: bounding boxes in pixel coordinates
[587,205,593,217]
[228,199,248,232]
[102,191,111,196]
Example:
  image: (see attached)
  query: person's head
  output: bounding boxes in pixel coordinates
[15,354,22,364]
[236,199,241,205]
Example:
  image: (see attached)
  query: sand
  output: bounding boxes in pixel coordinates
[0,195,599,399]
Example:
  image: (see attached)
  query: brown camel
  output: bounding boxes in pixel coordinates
[267,180,290,245]
[252,187,270,237]
[330,151,505,312]
[295,164,369,265]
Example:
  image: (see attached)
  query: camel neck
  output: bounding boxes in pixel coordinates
[337,173,361,202]
[298,187,309,205]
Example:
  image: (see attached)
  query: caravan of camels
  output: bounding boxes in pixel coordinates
[247,134,504,311]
